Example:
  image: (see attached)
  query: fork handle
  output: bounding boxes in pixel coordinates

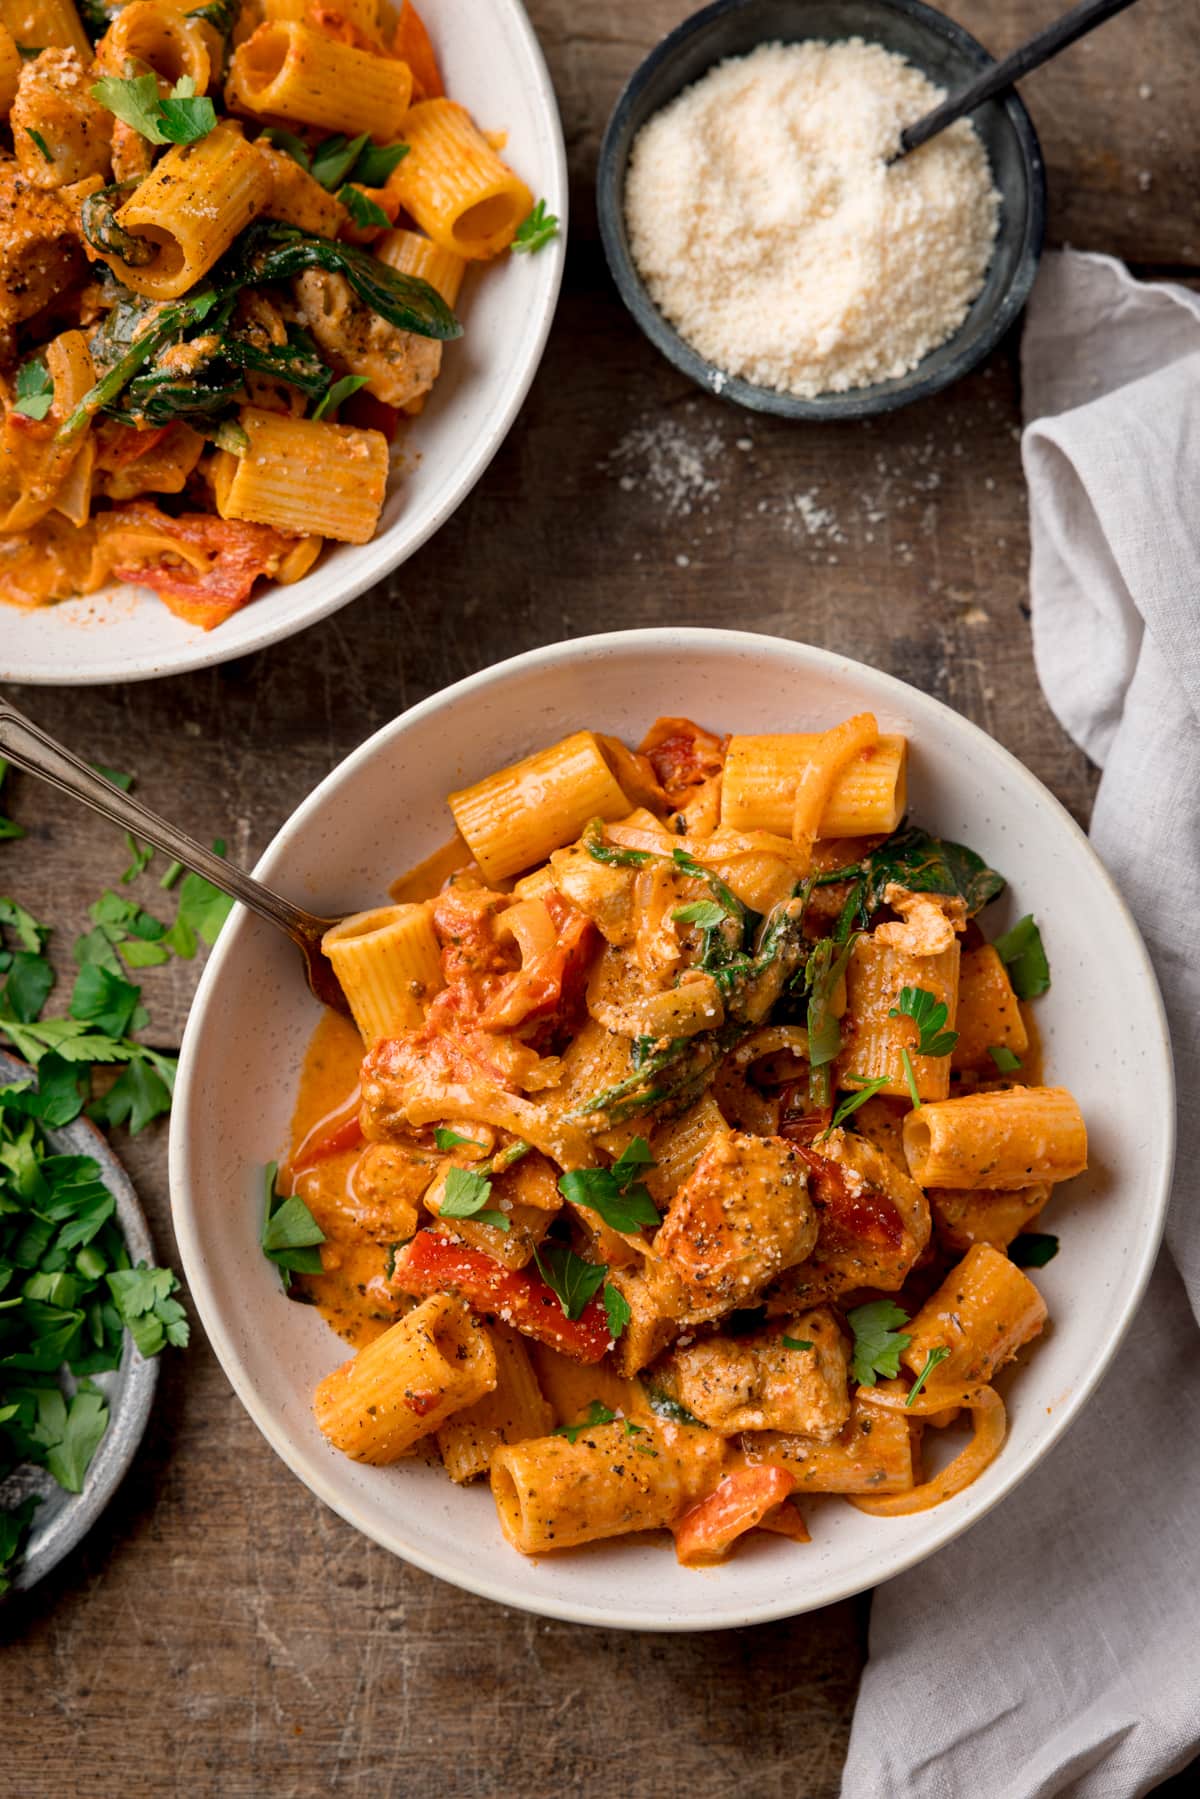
[0,698,327,947]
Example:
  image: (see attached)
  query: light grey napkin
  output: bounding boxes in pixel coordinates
[841,251,1200,1799]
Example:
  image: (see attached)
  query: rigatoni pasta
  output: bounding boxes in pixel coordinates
[0,2,556,628]
[272,708,1085,1567]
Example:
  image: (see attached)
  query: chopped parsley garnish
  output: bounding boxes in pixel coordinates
[533,1243,607,1320]
[671,900,728,929]
[846,1299,912,1386]
[338,184,391,230]
[301,131,408,192]
[644,1386,707,1428]
[91,72,217,146]
[552,1399,616,1443]
[781,1335,814,1352]
[261,1162,326,1290]
[905,1345,951,1406]
[14,358,54,421]
[1008,1232,1059,1268]
[512,198,559,253]
[824,1076,890,1136]
[434,1126,486,1152]
[888,986,959,1057]
[988,1043,1022,1073]
[899,1047,921,1111]
[438,1164,509,1232]
[993,914,1050,1000]
[558,1135,659,1233]
[312,373,369,421]
[603,1280,631,1341]
[25,127,52,162]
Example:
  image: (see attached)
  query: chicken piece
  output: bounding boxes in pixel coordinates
[426,1149,561,1270]
[258,144,345,237]
[0,158,82,358]
[604,1265,680,1378]
[661,1305,850,1438]
[292,267,442,407]
[345,1141,440,1240]
[874,884,967,956]
[930,1182,1052,1253]
[654,1131,818,1321]
[12,50,112,191]
[550,842,636,944]
[765,1128,931,1310]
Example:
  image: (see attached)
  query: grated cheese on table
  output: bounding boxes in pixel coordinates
[624,39,1000,398]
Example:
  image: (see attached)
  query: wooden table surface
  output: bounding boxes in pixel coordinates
[2,3,1197,1792]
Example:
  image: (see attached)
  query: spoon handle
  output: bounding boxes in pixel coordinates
[0,698,329,946]
[900,0,1143,156]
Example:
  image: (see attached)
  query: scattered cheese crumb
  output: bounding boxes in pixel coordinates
[625,39,1000,398]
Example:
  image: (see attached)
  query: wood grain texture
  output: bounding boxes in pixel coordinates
[1,2,1196,1793]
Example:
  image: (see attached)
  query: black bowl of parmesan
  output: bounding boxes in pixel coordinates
[597,0,1045,418]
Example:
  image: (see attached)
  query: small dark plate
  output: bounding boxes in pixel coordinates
[0,1049,158,1595]
[597,0,1046,418]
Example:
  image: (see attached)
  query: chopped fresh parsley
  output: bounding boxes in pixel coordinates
[899,1047,921,1111]
[512,198,559,253]
[352,140,408,186]
[603,1280,631,1341]
[993,915,1050,1000]
[14,358,54,422]
[25,127,52,162]
[261,1162,325,1291]
[905,1345,951,1406]
[107,1262,189,1357]
[1009,1232,1059,1269]
[671,900,728,929]
[434,1126,486,1152]
[309,131,371,189]
[846,1299,911,1386]
[438,1164,509,1232]
[558,1135,659,1233]
[888,986,959,1057]
[644,1386,707,1428]
[824,1076,890,1137]
[312,373,369,422]
[552,1399,616,1443]
[533,1243,607,1320]
[781,1335,814,1352]
[338,184,391,229]
[91,72,217,146]
[988,1043,1022,1073]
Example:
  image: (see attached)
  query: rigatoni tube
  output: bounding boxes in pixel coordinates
[110,124,272,298]
[449,731,633,881]
[314,1293,497,1464]
[721,733,908,837]
[903,1086,1087,1190]
[212,408,390,544]
[322,903,444,1045]
[376,228,467,307]
[386,98,533,259]
[227,22,411,139]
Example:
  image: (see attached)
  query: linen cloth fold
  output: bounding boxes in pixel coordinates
[841,251,1200,1799]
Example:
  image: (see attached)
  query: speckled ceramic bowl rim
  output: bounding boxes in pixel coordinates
[0,1049,159,1595]
[596,0,1047,419]
[170,628,1174,1630]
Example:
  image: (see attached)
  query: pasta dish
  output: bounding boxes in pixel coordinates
[274,712,1086,1566]
[0,1,548,628]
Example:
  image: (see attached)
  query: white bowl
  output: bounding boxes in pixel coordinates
[170,628,1174,1630]
[0,0,566,687]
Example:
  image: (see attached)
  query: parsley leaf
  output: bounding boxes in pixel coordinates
[533,1244,607,1319]
[552,1399,616,1443]
[781,1335,814,1351]
[353,140,408,185]
[14,358,54,421]
[0,1496,40,1596]
[993,915,1050,1000]
[2,950,55,1023]
[434,1126,486,1152]
[338,184,390,229]
[107,1262,190,1355]
[824,1076,890,1137]
[88,1057,174,1134]
[558,1136,660,1233]
[261,126,312,171]
[906,1345,951,1406]
[888,986,959,1057]
[164,849,234,957]
[671,900,728,929]
[603,1281,631,1340]
[988,1044,1022,1073]
[512,198,559,253]
[899,1046,921,1111]
[91,72,216,147]
[438,1163,509,1232]
[261,1162,325,1290]
[846,1299,911,1386]
[310,131,370,190]
[45,1389,109,1493]
[312,373,369,421]
[1009,1232,1059,1268]
[644,1386,706,1428]
[69,963,143,1039]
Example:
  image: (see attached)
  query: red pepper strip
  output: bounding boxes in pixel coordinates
[672,1465,797,1567]
[292,1108,365,1171]
[391,1230,611,1363]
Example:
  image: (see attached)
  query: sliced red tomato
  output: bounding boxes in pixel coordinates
[394,1,444,98]
[391,1230,612,1363]
[107,502,298,630]
[672,1465,798,1566]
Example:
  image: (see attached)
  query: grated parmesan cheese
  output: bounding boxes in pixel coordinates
[624,38,1000,398]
